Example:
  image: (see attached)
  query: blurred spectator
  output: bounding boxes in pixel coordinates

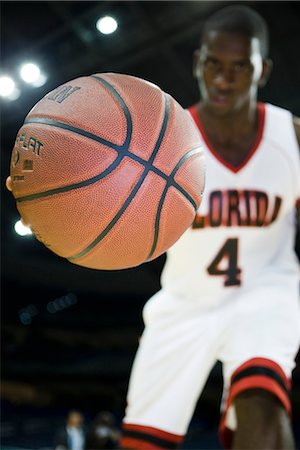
[54,410,87,450]
[86,410,120,449]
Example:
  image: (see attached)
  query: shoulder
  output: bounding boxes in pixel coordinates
[264,103,300,152]
[292,116,300,150]
[292,116,300,235]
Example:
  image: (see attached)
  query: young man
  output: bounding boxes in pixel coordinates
[120,5,300,449]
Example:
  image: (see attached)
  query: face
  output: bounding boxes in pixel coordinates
[194,30,269,115]
[68,412,84,428]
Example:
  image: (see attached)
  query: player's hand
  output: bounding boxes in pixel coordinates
[6,175,30,227]
[6,176,12,192]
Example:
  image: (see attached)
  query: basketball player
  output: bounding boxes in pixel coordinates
[120,5,300,450]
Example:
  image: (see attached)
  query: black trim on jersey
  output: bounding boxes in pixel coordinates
[122,430,179,449]
[231,366,289,394]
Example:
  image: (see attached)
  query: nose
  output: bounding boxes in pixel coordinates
[214,66,235,90]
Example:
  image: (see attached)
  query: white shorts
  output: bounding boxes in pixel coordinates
[121,277,300,448]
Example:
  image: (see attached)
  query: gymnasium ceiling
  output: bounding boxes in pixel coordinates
[1,1,300,408]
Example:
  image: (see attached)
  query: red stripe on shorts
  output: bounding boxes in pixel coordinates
[120,423,183,449]
[231,357,291,388]
[228,375,291,413]
[120,436,167,449]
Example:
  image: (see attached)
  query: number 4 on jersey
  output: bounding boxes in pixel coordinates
[207,238,241,286]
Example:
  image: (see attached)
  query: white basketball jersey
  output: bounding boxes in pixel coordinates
[161,103,300,307]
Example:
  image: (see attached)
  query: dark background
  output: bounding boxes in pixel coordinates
[1,1,300,448]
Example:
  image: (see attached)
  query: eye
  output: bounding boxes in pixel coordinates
[205,58,221,71]
[234,61,250,72]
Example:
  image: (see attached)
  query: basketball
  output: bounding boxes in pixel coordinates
[9,73,205,270]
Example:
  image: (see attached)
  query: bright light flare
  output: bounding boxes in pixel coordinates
[0,76,16,97]
[14,219,33,236]
[31,72,47,87]
[20,63,41,83]
[96,16,118,34]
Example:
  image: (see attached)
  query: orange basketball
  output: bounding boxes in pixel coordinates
[9,73,205,270]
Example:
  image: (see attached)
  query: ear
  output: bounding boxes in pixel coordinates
[258,58,273,87]
[193,49,201,79]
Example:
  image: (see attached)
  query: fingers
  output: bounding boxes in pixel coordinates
[6,176,12,192]
[21,217,30,227]
[5,175,30,227]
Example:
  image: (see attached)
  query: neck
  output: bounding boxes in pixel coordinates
[198,101,258,139]
[195,100,262,167]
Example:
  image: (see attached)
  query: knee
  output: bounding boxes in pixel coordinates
[227,357,292,426]
[234,388,290,428]
[220,359,294,449]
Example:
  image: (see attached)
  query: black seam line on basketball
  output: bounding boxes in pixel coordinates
[146,147,201,261]
[67,93,171,261]
[91,75,133,150]
[18,71,138,203]
[20,74,134,191]
[23,117,126,152]
[168,146,201,210]
[19,84,195,205]
[122,430,179,449]
[15,122,199,204]
[231,366,289,394]
[14,149,197,204]
[15,153,125,203]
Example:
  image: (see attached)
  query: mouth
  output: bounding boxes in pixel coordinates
[210,92,233,106]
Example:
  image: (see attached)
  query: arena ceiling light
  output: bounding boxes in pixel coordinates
[19,62,47,88]
[20,62,41,84]
[0,75,21,101]
[96,15,118,34]
[0,75,16,97]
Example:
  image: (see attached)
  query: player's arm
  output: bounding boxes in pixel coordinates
[293,117,300,254]
[293,116,300,149]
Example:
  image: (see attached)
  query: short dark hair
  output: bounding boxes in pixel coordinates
[202,5,269,58]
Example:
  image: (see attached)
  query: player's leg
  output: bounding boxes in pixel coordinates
[233,388,295,449]
[219,282,300,449]
[120,291,218,449]
[221,357,295,449]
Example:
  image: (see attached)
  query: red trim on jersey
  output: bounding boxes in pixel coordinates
[122,424,183,443]
[219,358,292,449]
[188,103,266,173]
